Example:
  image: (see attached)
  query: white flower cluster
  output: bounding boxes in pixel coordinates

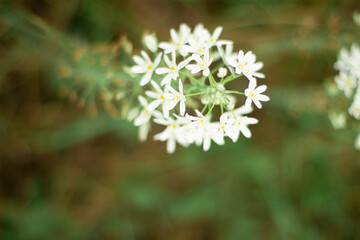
[129,24,269,153]
[334,44,360,119]
[333,41,360,148]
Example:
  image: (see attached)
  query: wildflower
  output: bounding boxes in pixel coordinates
[129,23,268,153]
[158,24,191,56]
[226,50,264,80]
[201,26,232,48]
[185,49,213,76]
[164,79,186,116]
[154,116,189,153]
[244,79,270,109]
[145,80,170,118]
[217,113,238,141]
[334,72,357,98]
[155,51,190,85]
[349,100,360,120]
[232,115,258,140]
[134,96,158,126]
[186,110,224,151]
[131,51,162,86]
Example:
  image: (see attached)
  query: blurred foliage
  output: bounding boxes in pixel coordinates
[1,0,360,239]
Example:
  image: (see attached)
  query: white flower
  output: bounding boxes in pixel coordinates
[134,96,158,126]
[226,50,264,80]
[349,100,360,120]
[163,79,186,116]
[131,51,162,86]
[158,24,191,56]
[185,49,213,76]
[200,26,232,48]
[335,44,360,78]
[335,72,357,98]
[217,113,238,142]
[244,79,270,109]
[217,67,227,78]
[145,80,170,118]
[154,117,189,153]
[143,33,158,53]
[186,110,224,151]
[225,106,258,141]
[155,51,190,85]
[182,36,207,55]
[232,116,258,141]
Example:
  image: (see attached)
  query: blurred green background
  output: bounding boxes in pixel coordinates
[1,0,360,239]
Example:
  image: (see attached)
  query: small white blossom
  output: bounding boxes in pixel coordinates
[164,79,186,116]
[232,116,258,141]
[145,80,170,118]
[154,117,189,153]
[134,96,158,126]
[131,51,162,86]
[334,72,357,98]
[244,79,270,109]
[186,110,224,151]
[155,51,190,85]
[349,100,360,120]
[182,37,207,55]
[226,50,264,80]
[186,49,213,76]
[202,26,232,48]
[217,113,238,142]
[158,24,191,56]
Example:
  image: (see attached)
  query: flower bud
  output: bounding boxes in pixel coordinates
[143,33,158,53]
[217,67,227,78]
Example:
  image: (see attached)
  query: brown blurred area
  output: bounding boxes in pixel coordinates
[1,0,360,239]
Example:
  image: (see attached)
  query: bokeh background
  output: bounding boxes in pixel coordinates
[1,0,360,239]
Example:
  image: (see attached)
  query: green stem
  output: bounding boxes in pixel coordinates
[185,92,205,97]
[225,90,244,95]
[201,104,208,114]
[207,104,215,116]
[223,73,242,84]
[180,71,202,85]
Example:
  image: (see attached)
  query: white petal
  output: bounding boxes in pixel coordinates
[140,71,152,86]
[131,66,145,74]
[167,137,176,153]
[133,56,146,65]
[180,101,186,116]
[156,67,169,75]
[203,136,211,151]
